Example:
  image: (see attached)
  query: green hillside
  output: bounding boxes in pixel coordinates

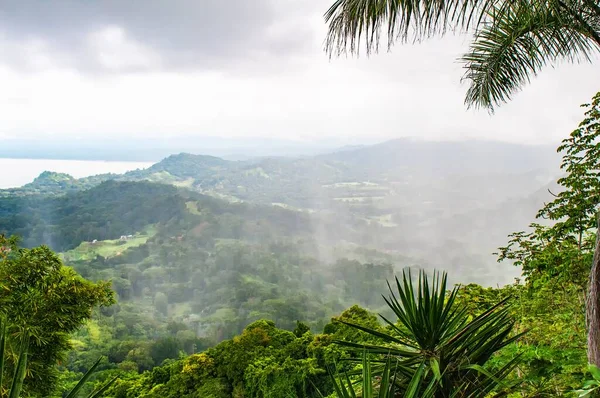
[0,134,590,397]
[0,140,560,286]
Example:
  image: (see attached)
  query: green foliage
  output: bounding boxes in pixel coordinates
[2,139,588,397]
[0,171,114,198]
[331,270,521,397]
[498,93,600,289]
[153,293,168,317]
[0,235,114,396]
[0,314,117,398]
[149,337,181,366]
[574,365,600,397]
[323,305,383,344]
[492,92,600,395]
[539,93,600,240]
[105,319,334,397]
[294,321,311,338]
[322,350,426,398]
[0,181,188,251]
[63,357,118,398]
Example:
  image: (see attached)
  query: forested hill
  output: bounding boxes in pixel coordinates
[0,139,561,286]
[0,178,404,381]
[0,181,188,251]
[0,139,576,397]
[1,139,559,205]
[0,180,329,253]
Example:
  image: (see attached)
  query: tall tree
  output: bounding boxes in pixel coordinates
[0,235,114,396]
[499,94,600,365]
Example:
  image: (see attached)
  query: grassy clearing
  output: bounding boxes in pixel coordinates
[243,167,271,179]
[173,178,195,188]
[271,202,316,213]
[186,201,203,215]
[63,225,157,261]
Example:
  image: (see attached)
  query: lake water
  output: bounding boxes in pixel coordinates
[0,158,153,189]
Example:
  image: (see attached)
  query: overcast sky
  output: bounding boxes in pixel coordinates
[0,0,599,146]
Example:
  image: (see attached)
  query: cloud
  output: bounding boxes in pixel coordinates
[0,0,317,73]
[0,0,597,146]
[87,26,162,71]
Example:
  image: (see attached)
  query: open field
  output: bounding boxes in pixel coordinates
[62,225,157,261]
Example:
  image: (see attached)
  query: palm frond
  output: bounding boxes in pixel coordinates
[462,1,600,110]
[324,0,506,55]
[324,0,600,110]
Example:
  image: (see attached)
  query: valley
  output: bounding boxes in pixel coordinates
[0,138,565,395]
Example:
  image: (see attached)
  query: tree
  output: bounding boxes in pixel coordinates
[499,93,600,366]
[154,292,169,317]
[150,337,181,366]
[324,0,600,111]
[294,321,311,338]
[0,235,114,396]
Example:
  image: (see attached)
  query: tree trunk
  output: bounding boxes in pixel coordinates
[587,212,600,366]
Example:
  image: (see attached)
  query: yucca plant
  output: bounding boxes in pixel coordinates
[327,270,523,397]
[0,317,117,397]
[320,349,435,398]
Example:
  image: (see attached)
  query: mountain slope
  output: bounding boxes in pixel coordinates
[0,139,563,286]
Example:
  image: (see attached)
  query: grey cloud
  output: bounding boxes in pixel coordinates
[0,0,319,73]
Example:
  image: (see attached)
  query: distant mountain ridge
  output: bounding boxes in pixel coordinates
[320,138,558,174]
[0,138,562,285]
[1,138,560,210]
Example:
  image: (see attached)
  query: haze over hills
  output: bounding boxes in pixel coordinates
[0,0,594,393]
[1,138,562,287]
[0,135,358,162]
[0,137,570,390]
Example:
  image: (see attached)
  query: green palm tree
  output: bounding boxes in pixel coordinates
[324,0,600,111]
[323,270,522,397]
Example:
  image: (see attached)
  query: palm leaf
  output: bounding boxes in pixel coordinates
[462,0,600,110]
[324,0,503,55]
[324,0,600,110]
[88,375,119,398]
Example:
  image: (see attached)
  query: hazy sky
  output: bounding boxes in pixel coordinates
[1,0,599,146]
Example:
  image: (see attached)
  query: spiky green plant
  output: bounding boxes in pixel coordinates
[0,317,117,397]
[326,270,523,397]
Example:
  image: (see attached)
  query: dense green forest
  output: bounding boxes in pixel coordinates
[0,102,598,396]
[2,0,600,395]
[0,123,597,397]
[0,139,560,286]
[1,102,599,397]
